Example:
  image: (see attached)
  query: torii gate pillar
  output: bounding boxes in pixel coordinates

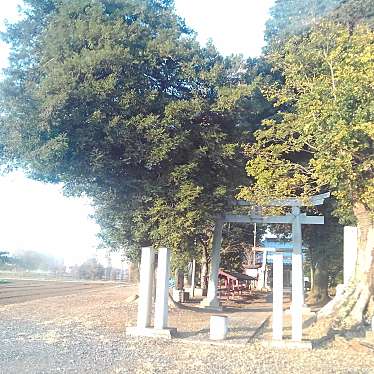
[201,217,224,310]
[291,206,303,342]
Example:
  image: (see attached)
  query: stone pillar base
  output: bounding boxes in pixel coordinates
[262,339,313,350]
[285,306,314,315]
[126,326,177,339]
[200,298,223,311]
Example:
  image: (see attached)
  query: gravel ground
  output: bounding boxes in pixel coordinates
[2,319,374,374]
[1,281,374,374]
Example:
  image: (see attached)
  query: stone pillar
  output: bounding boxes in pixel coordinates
[153,266,157,302]
[263,270,267,289]
[272,252,283,340]
[154,247,170,330]
[291,206,303,342]
[344,226,358,286]
[191,258,196,298]
[201,217,224,309]
[257,250,267,290]
[137,247,155,328]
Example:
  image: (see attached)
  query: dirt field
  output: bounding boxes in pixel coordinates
[0,279,117,305]
[1,280,374,374]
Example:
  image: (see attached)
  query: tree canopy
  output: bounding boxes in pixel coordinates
[0,0,272,260]
[241,13,374,328]
[240,22,373,220]
[265,0,374,45]
[265,0,342,43]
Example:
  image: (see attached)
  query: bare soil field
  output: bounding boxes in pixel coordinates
[1,280,373,374]
[0,279,117,305]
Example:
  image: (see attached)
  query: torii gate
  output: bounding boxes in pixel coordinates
[200,192,330,342]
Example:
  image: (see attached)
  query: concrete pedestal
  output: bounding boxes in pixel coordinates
[126,326,177,339]
[210,315,228,340]
[200,298,223,311]
[262,339,313,350]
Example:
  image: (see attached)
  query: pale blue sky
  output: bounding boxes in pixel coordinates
[0,0,274,266]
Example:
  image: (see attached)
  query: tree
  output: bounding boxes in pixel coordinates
[265,0,374,45]
[220,224,256,272]
[265,0,342,43]
[240,22,373,331]
[0,1,272,260]
[331,0,374,28]
[303,203,344,305]
[79,258,105,280]
[0,251,10,264]
[0,1,272,271]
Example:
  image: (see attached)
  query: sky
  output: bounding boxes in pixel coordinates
[0,0,274,266]
[175,0,274,56]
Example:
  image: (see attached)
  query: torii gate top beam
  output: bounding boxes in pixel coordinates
[230,192,330,208]
[224,213,324,225]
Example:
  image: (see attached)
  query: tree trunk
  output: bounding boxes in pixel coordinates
[314,202,374,333]
[201,244,209,291]
[307,257,330,306]
[175,269,184,290]
[128,262,140,283]
[310,264,314,291]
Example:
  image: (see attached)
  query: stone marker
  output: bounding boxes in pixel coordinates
[154,247,170,330]
[210,315,228,340]
[127,246,176,339]
[137,247,155,328]
[272,252,283,340]
[344,226,358,286]
[257,249,267,290]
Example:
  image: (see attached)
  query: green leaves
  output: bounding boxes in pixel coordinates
[1,0,273,261]
[265,0,342,43]
[243,21,374,219]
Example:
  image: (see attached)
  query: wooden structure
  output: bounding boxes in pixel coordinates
[218,269,256,299]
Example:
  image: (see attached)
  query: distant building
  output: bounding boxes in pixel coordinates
[245,239,308,289]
